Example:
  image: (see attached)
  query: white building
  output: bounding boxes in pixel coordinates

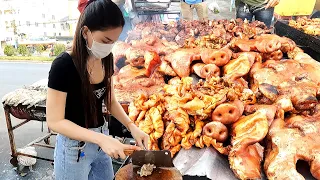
[0,1,17,53]
[15,0,69,38]
[0,0,76,40]
[0,1,15,44]
[67,0,80,37]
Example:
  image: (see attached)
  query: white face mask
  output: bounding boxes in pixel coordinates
[86,31,114,59]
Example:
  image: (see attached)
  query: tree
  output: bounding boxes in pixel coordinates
[4,45,16,56]
[53,44,66,56]
[17,45,29,56]
[35,44,45,54]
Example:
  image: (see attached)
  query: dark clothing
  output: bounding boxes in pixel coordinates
[311,10,320,18]
[236,0,265,7]
[236,1,274,28]
[48,52,108,128]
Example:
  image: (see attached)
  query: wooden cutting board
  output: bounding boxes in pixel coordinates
[115,163,182,180]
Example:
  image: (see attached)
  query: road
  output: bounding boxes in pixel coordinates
[0,61,54,180]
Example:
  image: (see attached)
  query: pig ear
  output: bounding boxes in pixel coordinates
[78,0,88,13]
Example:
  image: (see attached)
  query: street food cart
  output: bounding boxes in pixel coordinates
[3,13,320,179]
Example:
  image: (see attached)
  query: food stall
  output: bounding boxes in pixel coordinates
[2,80,54,167]
[273,0,319,60]
[275,17,320,61]
[3,16,320,180]
[110,17,320,180]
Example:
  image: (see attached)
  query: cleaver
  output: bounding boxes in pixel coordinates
[124,149,174,167]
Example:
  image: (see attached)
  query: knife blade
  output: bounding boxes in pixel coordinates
[124,149,174,167]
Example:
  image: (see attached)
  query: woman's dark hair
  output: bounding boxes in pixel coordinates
[71,0,125,127]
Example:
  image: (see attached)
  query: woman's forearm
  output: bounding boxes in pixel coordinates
[109,99,134,130]
[109,78,135,130]
[48,119,106,145]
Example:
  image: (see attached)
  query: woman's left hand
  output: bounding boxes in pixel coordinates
[128,123,149,149]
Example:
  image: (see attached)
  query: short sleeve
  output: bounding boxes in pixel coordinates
[48,53,71,92]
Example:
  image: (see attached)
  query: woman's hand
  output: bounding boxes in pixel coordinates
[265,0,280,8]
[98,134,141,159]
[128,123,149,149]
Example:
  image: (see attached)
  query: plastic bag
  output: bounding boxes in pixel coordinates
[124,0,136,18]
[208,1,220,14]
[230,0,236,12]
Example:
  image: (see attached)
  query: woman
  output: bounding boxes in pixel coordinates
[79,0,132,41]
[46,0,148,179]
[236,0,280,27]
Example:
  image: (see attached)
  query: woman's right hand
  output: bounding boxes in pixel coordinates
[98,134,141,159]
[265,0,280,8]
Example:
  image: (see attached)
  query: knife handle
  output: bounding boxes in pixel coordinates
[124,149,135,156]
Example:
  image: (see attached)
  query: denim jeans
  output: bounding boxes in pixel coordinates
[54,123,114,180]
[236,1,274,28]
[118,5,132,41]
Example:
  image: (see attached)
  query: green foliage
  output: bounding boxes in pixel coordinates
[53,44,66,56]
[0,56,55,61]
[35,44,45,54]
[4,45,15,56]
[17,45,29,56]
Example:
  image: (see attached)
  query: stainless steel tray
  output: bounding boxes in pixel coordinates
[133,0,171,11]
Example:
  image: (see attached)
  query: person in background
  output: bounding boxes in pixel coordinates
[236,0,280,27]
[49,45,54,57]
[180,0,208,20]
[311,0,320,19]
[47,0,148,179]
[112,0,133,41]
[311,11,320,18]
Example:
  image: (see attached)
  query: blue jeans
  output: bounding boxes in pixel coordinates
[236,1,274,28]
[54,123,114,180]
[118,5,132,41]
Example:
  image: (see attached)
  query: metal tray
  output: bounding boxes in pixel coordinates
[4,104,46,121]
[133,0,171,11]
[274,20,320,54]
